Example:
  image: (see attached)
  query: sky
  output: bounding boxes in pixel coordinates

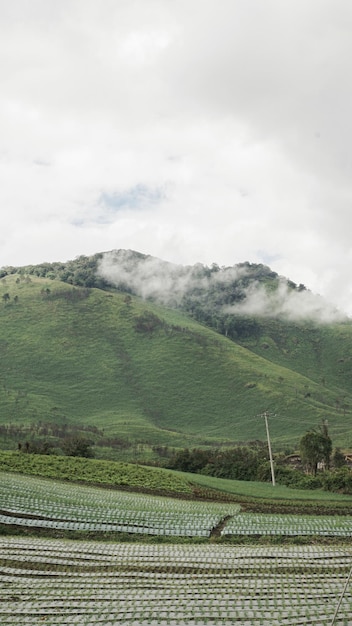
[1,0,352,315]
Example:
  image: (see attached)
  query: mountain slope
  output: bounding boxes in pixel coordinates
[0,272,352,450]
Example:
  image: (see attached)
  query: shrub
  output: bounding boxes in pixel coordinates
[322,467,352,494]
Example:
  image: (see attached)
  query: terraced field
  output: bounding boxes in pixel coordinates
[1,539,352,624]
[1,472,352,538]
[0,472,239,537]
[1,472,352,623]
[222,512,352,537]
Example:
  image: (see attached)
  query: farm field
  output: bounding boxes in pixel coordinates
[1,471,352,623]
[1,538,352,625]
[0,472,239,537]
[2,471,352,538]
[222,512,352,537]
[3,451,352,511]
[0,452,194,496]
[1,470,352,539]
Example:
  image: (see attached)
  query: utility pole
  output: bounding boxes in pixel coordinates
[258,411,276,486]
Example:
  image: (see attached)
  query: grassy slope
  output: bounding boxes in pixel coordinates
[238,317,352,444]
[239,317,352,391]
[174,470,352,503]
[0,275,352,448]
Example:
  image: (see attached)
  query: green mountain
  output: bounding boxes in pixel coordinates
[1,251,352,453]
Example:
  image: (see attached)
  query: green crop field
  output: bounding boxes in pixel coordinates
[1,539,352,624]
[2,451,352,513]
[1,460,352,624]
[0,471,241,538]
[0,451,193,496]
[1,471,352,539]
[1,451,352,537]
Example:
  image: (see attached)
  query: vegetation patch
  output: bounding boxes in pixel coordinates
[0,451,192,496]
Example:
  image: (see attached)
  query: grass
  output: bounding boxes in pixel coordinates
[176,470,352,502]
[241,316,352,391]
[1,274,352,451]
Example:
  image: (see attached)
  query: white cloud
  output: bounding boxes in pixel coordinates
[98,250,346,324]
[225,280,346,324]
[0,0,352,314]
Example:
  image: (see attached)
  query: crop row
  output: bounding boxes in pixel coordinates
[2,471,352,538]
[0,472,239,536]
[223,513,352,537]
[1,538,352,624]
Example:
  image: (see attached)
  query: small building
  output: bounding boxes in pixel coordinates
[284,454,302,469]
[344,454,352,468]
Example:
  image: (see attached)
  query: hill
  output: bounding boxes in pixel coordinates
[1,251,352,454]
[0,273,352,455]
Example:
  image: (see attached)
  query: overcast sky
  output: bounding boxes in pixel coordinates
[1,0,352,314]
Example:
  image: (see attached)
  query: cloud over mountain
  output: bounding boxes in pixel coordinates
[225,280,346,323]
[1,1,352,315]
[98,250,347,324]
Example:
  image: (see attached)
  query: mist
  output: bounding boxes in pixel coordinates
[98,250,348,324]
[225,280,347,324]
[97,249,248,306]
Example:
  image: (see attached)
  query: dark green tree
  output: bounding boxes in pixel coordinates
[62,436,94,458]
[299,421,332,476]
[332,447,346,468]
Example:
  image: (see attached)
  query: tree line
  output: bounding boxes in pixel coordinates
[166,421,352,494]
